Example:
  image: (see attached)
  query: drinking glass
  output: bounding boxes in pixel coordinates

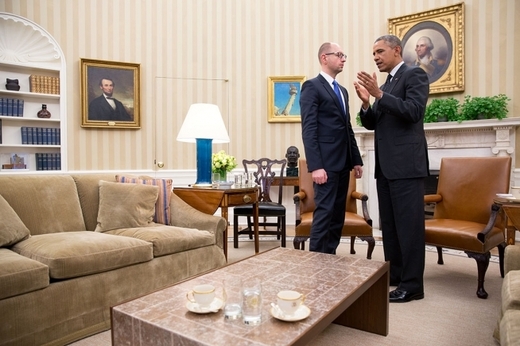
[223,277,242,320]
[244,173,254,187]
[234,174,243,187]
[242,277,262,325]
[211,173,221,188]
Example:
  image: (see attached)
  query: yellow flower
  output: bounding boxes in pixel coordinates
[212,150,237,175]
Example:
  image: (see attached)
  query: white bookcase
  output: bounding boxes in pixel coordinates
[0,12,67,172]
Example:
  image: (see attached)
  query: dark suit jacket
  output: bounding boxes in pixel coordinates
[88,95,133,121]
[300,74,363,173]
[360,64,429,179]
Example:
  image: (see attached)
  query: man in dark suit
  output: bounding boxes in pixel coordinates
[300,42,363,255]
[354,35,429,303]
[88,77,133,121]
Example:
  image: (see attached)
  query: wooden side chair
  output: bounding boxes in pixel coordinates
[424,156,511,298]
[233,158,287,248]
[293,159,375,259]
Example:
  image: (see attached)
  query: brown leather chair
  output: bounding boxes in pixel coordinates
[293,159,375,259]
[424,156,511,299]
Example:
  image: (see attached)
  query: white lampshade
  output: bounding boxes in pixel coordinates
[176,103,230,143]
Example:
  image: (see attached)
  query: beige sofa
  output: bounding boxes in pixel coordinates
[496,244,520,345]
[0,173,227,346]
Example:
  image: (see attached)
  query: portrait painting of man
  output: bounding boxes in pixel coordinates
[81,59,140,128]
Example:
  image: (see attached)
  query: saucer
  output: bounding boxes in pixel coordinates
[186,297,224,314]
[270,304,311,322]
[218,182,233,189]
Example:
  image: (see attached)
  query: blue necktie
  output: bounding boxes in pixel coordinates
[332,80,345,115]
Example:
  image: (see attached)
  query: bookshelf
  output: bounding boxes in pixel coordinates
[0,12,67,173]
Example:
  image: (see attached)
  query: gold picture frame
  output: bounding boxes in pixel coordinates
[267,76,305,123]
[80,58,140,128]
[389,3,464,94]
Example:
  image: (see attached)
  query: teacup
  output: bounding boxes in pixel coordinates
[276,290,305,315]
[511,186,520,199]
[186,284,216,307]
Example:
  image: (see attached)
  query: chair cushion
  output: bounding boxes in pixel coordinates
[296,211,372,237]
[234,202,286,216]
[11,231,153,279]
[0,194,30,247]
[0,248,49,299]
[115,175,173,225]
[95,181,159,232]
[425,219,505,252]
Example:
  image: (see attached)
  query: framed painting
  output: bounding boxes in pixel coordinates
[267,76,305,123]
[389,3,464,94]
[80,58,140,128]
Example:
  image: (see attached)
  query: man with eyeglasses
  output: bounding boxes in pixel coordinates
[354,34,429,303]
[299,42,363,255]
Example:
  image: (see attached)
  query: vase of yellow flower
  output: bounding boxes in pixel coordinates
[212,150,237,182]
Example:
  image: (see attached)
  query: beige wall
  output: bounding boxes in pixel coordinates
[0,0,519,172]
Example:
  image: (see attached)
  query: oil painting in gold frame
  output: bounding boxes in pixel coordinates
[267,76,305,123]
[80,58,140,128]
[389,3,464,94]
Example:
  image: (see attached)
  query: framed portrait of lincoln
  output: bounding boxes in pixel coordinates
[80,58,140,128]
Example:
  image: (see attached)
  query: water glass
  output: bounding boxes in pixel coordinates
[223,277,242,320]
[244,173,255,187]
[234,174,243,187]
[211,173,221,188]
[242,277,262,325]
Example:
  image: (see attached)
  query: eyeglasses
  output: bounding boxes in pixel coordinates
[324,52,347,59]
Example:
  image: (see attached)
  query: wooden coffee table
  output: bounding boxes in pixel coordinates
[111,248,389,345]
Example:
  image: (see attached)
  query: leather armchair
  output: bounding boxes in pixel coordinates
[424,156,511,299]
[293,159,375,259]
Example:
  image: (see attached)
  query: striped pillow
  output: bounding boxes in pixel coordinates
[115,176,173,225]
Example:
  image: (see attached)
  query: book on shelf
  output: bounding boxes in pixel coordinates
[0,98,24,116]
[0,119,2,144]
[35,153,61,171]
[20,126,60,145]
[29,75,60,94]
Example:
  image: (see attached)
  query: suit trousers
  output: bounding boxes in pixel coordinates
[309,168,350,254]
[377,173,425,293]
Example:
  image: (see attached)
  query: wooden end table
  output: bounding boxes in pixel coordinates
[493,197,520,245]
[173,186,259,258]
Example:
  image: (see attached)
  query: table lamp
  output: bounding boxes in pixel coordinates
[176,103,230,187]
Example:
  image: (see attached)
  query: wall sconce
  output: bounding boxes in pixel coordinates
[176,103,230,186]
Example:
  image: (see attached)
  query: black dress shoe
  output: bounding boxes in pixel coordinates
[389,289,424,303]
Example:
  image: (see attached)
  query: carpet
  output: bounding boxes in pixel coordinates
[69,238,502,346]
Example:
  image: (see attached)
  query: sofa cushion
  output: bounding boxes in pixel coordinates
[11,232,153,279]
[106,224,215,257]
[0,175,86,235]
[0,194,30,247]
[115,175,173,225]
[500,309,520,346]
[95,180,159,232]
[71,173,118,232]
[502,270,520,313]
[0,248,49,299]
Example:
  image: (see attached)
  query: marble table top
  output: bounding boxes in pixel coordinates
[112,247,388,346]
